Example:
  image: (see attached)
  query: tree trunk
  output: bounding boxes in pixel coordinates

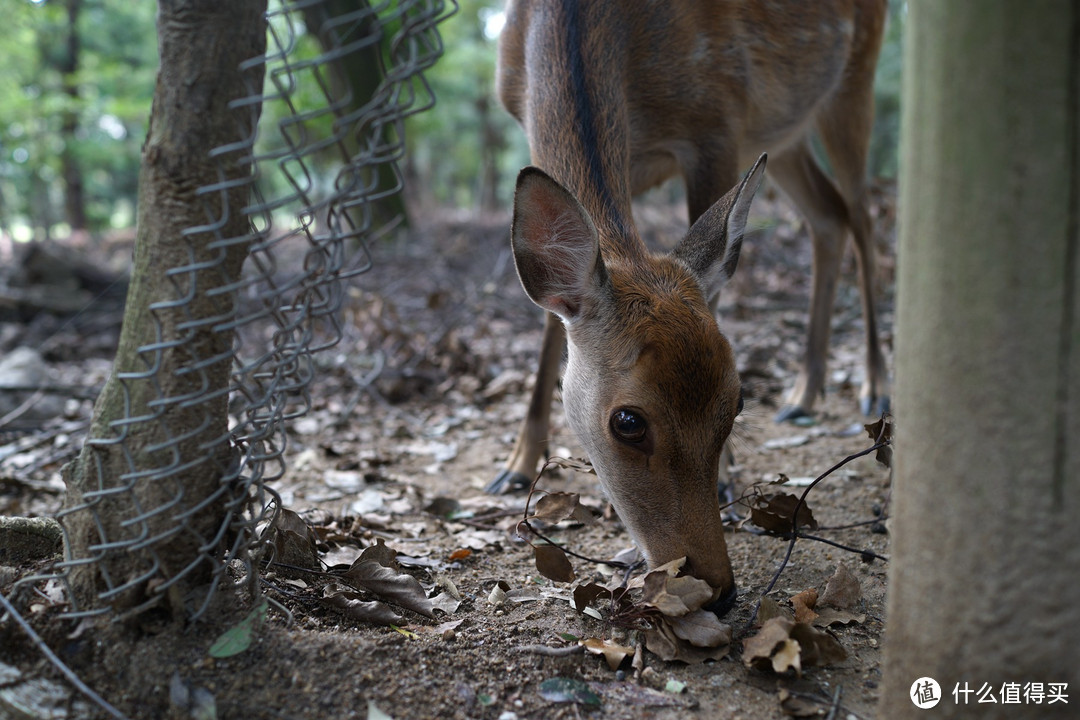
[60,0,267,620]
[881,2,1079,718]
[299,0,409,229]
[59,0,87,232]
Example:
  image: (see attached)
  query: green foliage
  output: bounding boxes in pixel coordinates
[0,0,156,237]
[0,0,902,237]
[870,0,905,179]
[404,0,529,210]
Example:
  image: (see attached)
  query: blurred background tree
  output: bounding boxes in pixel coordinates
[0,0,904,242]
[1,0,157,240]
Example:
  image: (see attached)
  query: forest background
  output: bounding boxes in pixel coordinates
[0,0,904,246]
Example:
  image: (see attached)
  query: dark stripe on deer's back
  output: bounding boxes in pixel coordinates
[560,0,625,237]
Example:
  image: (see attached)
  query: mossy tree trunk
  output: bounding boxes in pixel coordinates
[60,0,268,620]
[881,2,1079,717]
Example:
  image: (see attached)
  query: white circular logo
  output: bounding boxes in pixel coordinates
[910,677,942,709]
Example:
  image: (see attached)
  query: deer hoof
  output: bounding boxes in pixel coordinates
[704,584,739,618]
[774,404,810,423]
[484,469,532,494]
[860,394,891,418]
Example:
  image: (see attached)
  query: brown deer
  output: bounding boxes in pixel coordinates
[489,0,888,611]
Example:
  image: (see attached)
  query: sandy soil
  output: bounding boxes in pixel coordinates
[1,185,896,720]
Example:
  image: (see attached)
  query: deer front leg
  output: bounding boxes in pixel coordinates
[486,310,566,493]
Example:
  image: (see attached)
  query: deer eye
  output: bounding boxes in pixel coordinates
[610,408,647,443]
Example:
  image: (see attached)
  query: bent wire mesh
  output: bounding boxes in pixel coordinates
[9,0,454,622]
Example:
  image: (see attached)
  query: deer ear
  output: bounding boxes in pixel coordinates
[510,166,606,322]
[674,153,767,305]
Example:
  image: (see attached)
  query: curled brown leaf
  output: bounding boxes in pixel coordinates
[321,583,403,626]
[820,563,862,610]
[749,493,819,533]
[343,559,434,618]
[581,637,635,671]
[530,492,581,524]
[790,588,819,624]
[533,544,575,583]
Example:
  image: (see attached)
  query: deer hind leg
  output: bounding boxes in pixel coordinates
[816,89,890,417]
[768,141,852,421]
[486,310,566,493]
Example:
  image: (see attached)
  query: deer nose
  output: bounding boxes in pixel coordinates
[703,584,739,617]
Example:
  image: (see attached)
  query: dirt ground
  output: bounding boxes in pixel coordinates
[0,184,896,720]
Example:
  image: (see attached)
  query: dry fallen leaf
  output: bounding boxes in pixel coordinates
[789,622,847,667]
[790,588,819,624]
[812,607,866,627]
[530,492,581,523]
[644,620,729,664]
[343,559,434,618]
[572,582,614,613]
[748,493,819,533]
[357,538,399,569]
[667,609,732,648]
[581,637,635,671]
[819,563,862,609]
[268,508,320,573]
[864,415,894,467]
[321,583,403,626]
[429,592,461,615]
[641,570,713,617]
[534,544,575,583]
[744,617,803,674]
[756,596,793,625]
[743,617,847,675]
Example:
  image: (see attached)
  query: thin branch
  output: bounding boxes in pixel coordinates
[0,389,45,428]
[0,592,130,720]
[825,685,845,720]
[745,430,890,632]
[518,459,633,569]
[780,533,888,562]
[518,518,633,569]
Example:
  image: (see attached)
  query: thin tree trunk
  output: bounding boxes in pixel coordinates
[299,0,408,229]
[881,2,1079,717]
[59,0,87,232]
[60,0,268,620]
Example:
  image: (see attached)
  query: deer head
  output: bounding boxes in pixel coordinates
[510,155,765,607]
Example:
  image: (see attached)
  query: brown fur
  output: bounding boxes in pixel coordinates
[493,0,888,602]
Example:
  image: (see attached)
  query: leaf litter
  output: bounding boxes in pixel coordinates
[3,198,896,720]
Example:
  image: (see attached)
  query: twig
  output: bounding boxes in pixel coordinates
[779,533,888,562]
[0,383,103,400]
[815,518,887,531]
[825,685,844,720]
[0,389,45,428]
[0,592,129,720]
[518,518,634,569]
[519,643,583,657]
[449,508,523,530]
[746,425,891,632]
[518,461,634,570]
[744,527,888,562]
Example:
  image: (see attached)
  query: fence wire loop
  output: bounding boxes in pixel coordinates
[8,0,454,623]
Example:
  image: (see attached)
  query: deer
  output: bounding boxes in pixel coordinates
[488,0,888,613]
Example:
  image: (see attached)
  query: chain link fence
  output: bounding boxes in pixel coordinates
[6,0,454,623]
